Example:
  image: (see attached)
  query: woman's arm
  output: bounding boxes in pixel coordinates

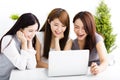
[64,38,73,50]
[26,49,37,69]
[1,35,29,70]
[54,33,64,51]
[17,30,37,69]
[90,41,108,75]
[35,37,48,68]
[54,37,61,51]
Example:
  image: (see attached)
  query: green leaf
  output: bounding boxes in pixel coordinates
[10,14,19,20]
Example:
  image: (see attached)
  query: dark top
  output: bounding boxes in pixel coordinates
[72,33,103,66]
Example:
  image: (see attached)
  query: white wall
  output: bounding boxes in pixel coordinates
[0,0,120,49]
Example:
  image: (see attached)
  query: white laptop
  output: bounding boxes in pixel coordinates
[48,50,89,77]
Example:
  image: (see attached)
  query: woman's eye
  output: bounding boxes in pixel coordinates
[29,30,33,32]
[74,26,79,29]
[62,25,66,27]
[54,24,58,26]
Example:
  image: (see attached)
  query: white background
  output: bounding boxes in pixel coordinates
[1,1,120,79]
[0,0,120,52]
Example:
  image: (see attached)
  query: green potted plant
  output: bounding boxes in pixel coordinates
[94,0,117,54]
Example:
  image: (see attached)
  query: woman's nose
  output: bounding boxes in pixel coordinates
[57,26,62,32]
[78,28,82,33]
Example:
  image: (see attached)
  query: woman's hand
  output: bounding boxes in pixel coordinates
[58,33,64,39]
[16,30,27,43]
[90,62,101,75]
[55,33,64,40]
[17,30,27,50]
[53,33,64,51]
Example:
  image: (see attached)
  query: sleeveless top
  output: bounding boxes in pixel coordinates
[0,35,17,80]
[72,33,103,66]
[0,53,15,80]
[36,32,70,63]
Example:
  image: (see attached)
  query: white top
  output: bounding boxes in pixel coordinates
[1,35,37,70]
[36,32,50,63]
[36,32,63,63]
[36,32,44,56]
[36,32,70,63]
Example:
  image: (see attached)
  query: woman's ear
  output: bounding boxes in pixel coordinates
[19,28,23,32]
[48,19,50,24]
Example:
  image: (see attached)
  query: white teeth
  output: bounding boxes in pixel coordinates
[55,31,61,35]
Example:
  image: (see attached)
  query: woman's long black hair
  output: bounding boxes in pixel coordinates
[0,13,40,53]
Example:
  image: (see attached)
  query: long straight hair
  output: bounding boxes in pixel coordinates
[73,11,96,52]
[0,13,40,53]
[40,8,70,59]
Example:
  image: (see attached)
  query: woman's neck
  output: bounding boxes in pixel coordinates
[77,39,85,49]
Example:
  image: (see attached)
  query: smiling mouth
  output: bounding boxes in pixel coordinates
[55,31,61,35]
[78,34,84,37]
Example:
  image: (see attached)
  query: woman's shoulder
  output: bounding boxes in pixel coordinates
[36,32,44,37]
[1,35,14,50]
[38,31,44,34]
[67,38,78,46]
[67,38,72,41]
[72,38,78,43]
[36,32,44,44]
[66,38,72,44]
[95,33,104,43]
[64,38,73,50]
[2,35,13,42]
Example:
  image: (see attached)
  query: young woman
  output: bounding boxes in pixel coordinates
[0,13,40,80]
[71,11,108,75]
[36,8,71,68]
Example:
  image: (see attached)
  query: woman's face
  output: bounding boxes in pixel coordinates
[50,18,66,38]
[74,18,87,41]
[22,23,38,41]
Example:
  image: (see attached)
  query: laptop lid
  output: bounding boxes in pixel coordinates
[48,50,89,77]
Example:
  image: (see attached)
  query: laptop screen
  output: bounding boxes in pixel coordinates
[48,50,89,77]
